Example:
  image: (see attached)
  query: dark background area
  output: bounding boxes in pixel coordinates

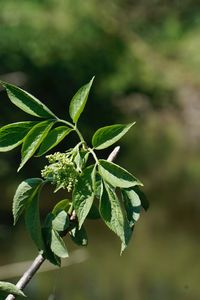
[0,1,200,299]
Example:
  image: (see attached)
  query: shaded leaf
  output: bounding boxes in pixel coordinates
[99,160,143,188]
[122,188,141,227]
[25,192,44,250]
[0,121,37,152]
[74,149,89,172]
[73,165,96,229]
[69,77,94,123]
[50,229,69,258]
[12,178,43,225]
[0,281,26,297]
[86,203,100,219]
[134,186,149,211]
[52,199,71,215]
[70,226,88,246]
[92,123,135,150]
[18,120,55,171]
[42,227,61,267]
[0,80,56,118]
[37,126,73,156]
[100,182,132,253]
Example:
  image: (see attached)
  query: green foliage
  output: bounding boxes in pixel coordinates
[0,281,26,298]
[98,160,143,188]
[92,123,135,150]
[0,79,148,296]
[0,121,37,152]
[69,77,94,123]
[12,178,43,225]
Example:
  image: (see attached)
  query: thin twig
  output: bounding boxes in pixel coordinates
[5,146,120,300]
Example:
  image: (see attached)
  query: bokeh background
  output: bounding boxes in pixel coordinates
[0,1,200,299]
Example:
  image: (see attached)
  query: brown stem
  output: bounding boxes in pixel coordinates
[5,146,120,299]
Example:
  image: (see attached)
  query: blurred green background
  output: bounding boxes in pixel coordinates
[0,0,200,299]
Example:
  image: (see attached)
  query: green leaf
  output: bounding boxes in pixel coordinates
[0,121,38,152]
[99,182,132,253]
[52,210,69,232]
[0,81,56,118]
[18,120,55,171]
[74,149,89,172]
[36,126,73,156]
[0,281,26,297]
[42,227,61,266]
[73,165,96,229]
[70,226,88,246]
[50,229,69,258]
[86,203,100,219]
[25,192,44,250]
[69,77,94,123]
[52,199,71,215]
[92,123,135,150]
[122,188,141,227]
[12,178,43,225]
[99,160,143,188]
[134,187,149,211]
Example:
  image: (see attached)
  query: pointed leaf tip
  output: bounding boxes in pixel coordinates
[0,80,56,118]
[69,77,94,123]
[92,122,135,150]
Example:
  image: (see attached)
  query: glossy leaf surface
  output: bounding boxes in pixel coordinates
[69,77,94,123]
[0,81,56,118]
[92,123,135,150]
[99,160,143,188]
[18,120,55,171]
[0,121,37,152]
[37,126,72,156]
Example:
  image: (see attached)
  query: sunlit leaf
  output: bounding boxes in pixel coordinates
[52,210,69,232]
[99,160,143,188]
[0,121,37,152]
[92,123,135,150]
[18,120,55,171]
[12,178,43,225]
[50,229,69,258]
[0,80,56,118]
[69,77,94,123]
[36,126,73,156]
[73,165,96,229]
[0,281,26,297]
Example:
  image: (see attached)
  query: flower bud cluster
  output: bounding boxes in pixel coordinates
[41,152,79,192]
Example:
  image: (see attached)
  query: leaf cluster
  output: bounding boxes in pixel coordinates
[0,78,148,297]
